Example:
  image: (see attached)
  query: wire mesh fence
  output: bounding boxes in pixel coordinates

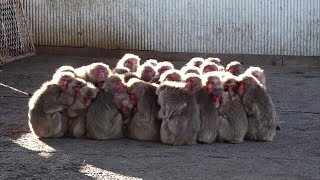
[0,0,34,65]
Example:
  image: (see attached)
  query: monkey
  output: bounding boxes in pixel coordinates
[226,61,244,76]
[200,61,219,75]
[65,81,98,138]
[122,72,139,83]
[237,74,278,141]
[28,72,77,138]
[186,57,205,68]
[158,69,182,83]
[115,53,141,72]
[182,73,219,144]
[136,63,157,82]
[75,62,111,88]
[86,75,130,140]
[214,75,248,143]
[244,66,266,88]
[180,65,200,75]
[55,65,75,74]
[156,81,200,145]
[125,78,161,141]
[205,57,222,66]
[145,59,158,67]
[150,61,175,83]
[113,66,130,75]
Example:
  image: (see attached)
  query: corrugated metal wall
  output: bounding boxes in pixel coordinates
[23,0,320,56]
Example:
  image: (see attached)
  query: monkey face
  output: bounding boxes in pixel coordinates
[203,65,216,74]
[213,94,222,108]
[113,81,126,92]
[93,67,106,87]
[238,81,247,96]
[124,59,135,71]
[142,68,156,82]
[194,61,203,68]
[58,76,72,89]
[158,66,171,75]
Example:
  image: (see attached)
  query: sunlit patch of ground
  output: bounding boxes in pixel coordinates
[80,163,143,180]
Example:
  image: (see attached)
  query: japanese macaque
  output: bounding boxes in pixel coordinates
[115,53,141,72]
[66,81,98,138]
[244,66,266,88]
[156,81,200,145]
[123,72,139,83]
[75,63,111,88]
[200,61,219,75]
[113,67,130,75]
[28,72,76,138]
[205,57,222,66]
[136,63,157,82]
[180,65,200,75]
[150,61,174,83]
[214,75,248,143]
[125,78,161,141]
[183,73,219,144]
[237,74,277,141]
[186,57,205,68]
[55,65,75,74]
[159,69,182,83]
[145,59,158,67]
[86,75,130,140]
[226,61,244,76]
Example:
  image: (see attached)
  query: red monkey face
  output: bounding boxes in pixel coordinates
[158,66,170,75]
[185,78,194,90]
[213,94,222,108]
[58,77,71,89]
[94,68,106,84]
[203,65,215,74]
[124,60,134,70]
[228,66,236,74]
[142,69,155,81]
[113,82,125,92]
[238,81,247,96]
[165,75,174,81]
[194,61,203,68]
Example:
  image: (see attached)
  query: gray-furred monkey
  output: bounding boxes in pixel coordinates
[126,78,161,141]
[66,81,98,138]
[156,81,200,145]
[86,75,128,140]
[215,75,248,143]
[238,74,277,141]
[28,72,76,138]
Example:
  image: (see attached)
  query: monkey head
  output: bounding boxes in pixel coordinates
[180,65,200,75]
[145,59,158,67]
[86,63,111,88]
[113,67,130,75]
[137,63,156,82]
[118,53,141,72]
[222,74,240,97]
[202,72,224,94]
[159,69,182,83]
[67,78,87,95]
[187,57,205,68]
[200,61,219,74]
[244,66,265,85]
[183,73,202,94]
[55,65,75,74]
[52,72,75,90]
[226,61,243,76]
[156,61,174,75]
[79,83,98,107]
[205,57,222,66]
[103,74,126,93]
[237,74,262,96]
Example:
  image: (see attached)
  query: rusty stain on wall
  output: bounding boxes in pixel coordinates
[23,0,320,56]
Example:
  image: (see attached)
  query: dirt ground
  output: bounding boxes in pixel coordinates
[0,55,319,180]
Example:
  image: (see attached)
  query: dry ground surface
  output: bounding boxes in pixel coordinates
[0,55,319,180]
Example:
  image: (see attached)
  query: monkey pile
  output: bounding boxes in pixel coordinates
[28,54,278,145]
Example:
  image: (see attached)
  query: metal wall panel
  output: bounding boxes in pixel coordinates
[23,0,320,56]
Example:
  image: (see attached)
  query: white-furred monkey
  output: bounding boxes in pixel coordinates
[205,57,222,66]
[156,81,200,145]
[244,66,266,89]
[28,72,77,138]
[158,69,182,83]
[237,74,278,141]
[150,61,174,83]
[180,65,200,75]
[200,61,219,75]
[115,53,141,72]
[125,78,161,141]
[136,63,157,82]
[186,57,205,68]
[75,62,111,88]
[226,61,244,76]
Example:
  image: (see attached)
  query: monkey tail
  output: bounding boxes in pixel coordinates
[0,82,32,97]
